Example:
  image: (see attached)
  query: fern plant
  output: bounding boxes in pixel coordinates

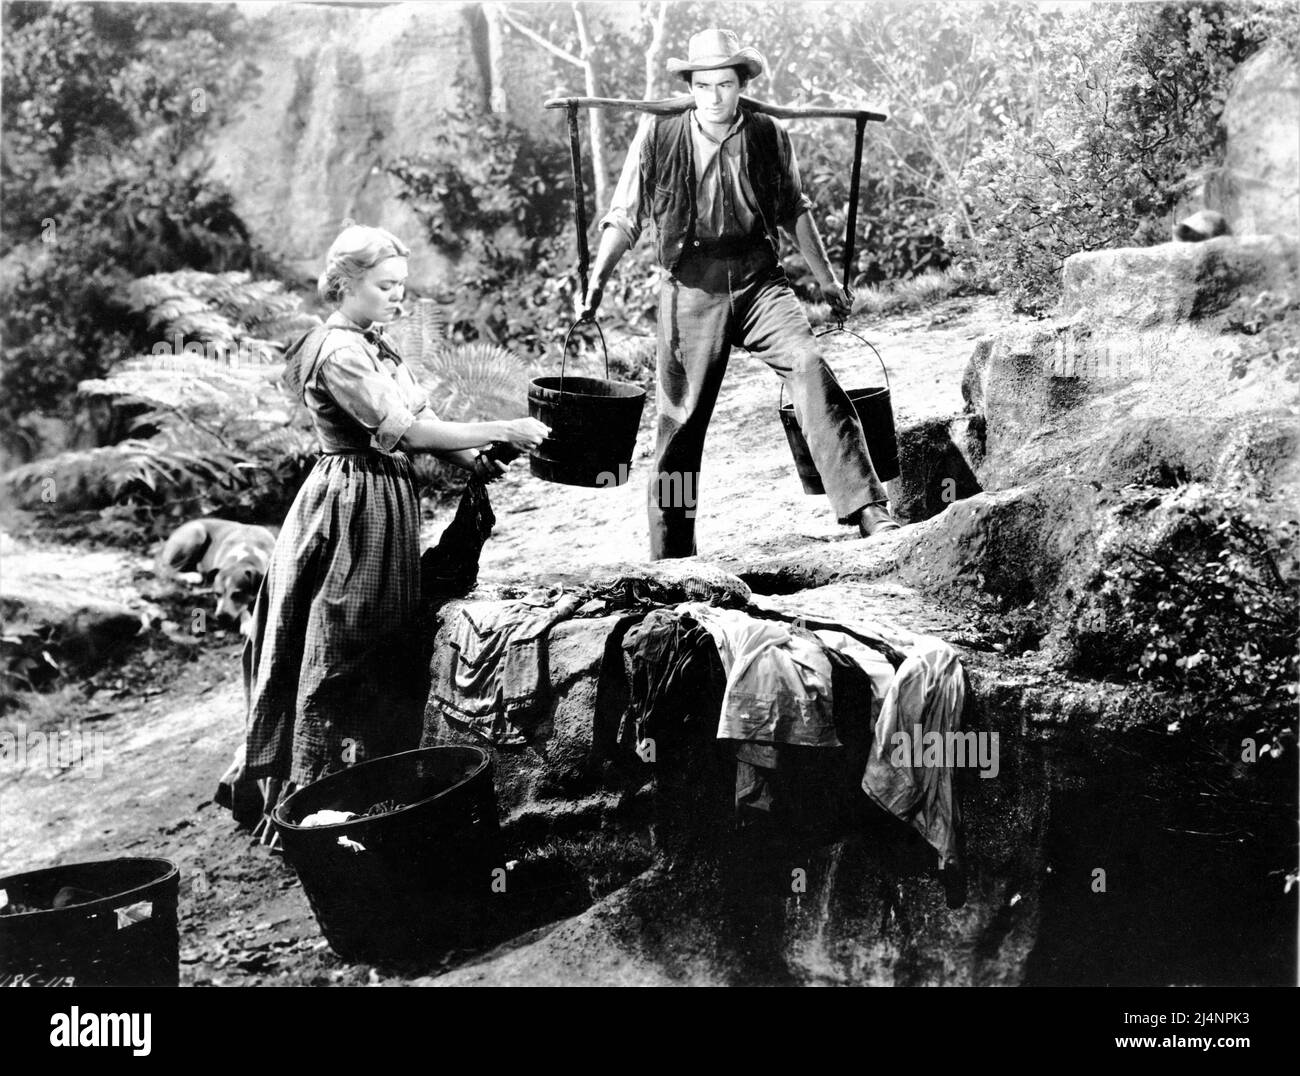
[4,269,320,526]
[3,289,535,522]
[387,298,528,419]
[125,270,319,364]
[385,298,530,493]
[384,298,452,365]
[3,435,251,512]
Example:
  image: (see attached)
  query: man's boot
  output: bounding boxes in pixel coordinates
[857,502,901,538]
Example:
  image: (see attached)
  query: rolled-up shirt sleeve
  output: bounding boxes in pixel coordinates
[316,345,422,453]
[777,124,816,232]
[599,115,653,246]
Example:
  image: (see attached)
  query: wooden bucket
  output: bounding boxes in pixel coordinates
[779,328,899,493]
[528,319,646,488]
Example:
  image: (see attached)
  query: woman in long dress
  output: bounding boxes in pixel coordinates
[237,225,548,843]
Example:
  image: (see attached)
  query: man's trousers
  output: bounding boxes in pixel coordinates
[650,243,890,560]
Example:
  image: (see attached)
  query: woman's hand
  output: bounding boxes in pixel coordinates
[443,447,508,482]
[471,452,508,484]
[502,417,550,451]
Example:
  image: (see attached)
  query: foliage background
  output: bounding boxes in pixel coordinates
[1,2,276,433]
[3,0,1297,523]
[386,0,1296,341]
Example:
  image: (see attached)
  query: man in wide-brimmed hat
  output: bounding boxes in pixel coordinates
[580,27,901,560]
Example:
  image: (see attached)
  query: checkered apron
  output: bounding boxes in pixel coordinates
[242,334,429,789]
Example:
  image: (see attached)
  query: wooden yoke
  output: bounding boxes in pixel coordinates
[543,94,887,124]
[547,94,888,297]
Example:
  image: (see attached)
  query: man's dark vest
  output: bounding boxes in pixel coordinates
[640,106,798,272]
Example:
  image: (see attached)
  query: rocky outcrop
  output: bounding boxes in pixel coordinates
[1218,44,1300,237]
[1061,235,1299,329]
[895,484,1103,615]
[428,781,1050,987]
[959,231,1300,506]
[885,416,982,524]
[1,549,143,683]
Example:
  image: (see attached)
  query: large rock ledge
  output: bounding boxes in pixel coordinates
[1,547,143,678]
[404,221,1299,985]
[1062,234,1299,329]
[410,553,1292,986]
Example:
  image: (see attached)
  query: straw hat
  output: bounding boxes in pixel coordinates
[666,28,765,81]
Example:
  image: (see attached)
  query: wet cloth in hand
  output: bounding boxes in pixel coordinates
[421,478,496,599]
[430,591,581,745]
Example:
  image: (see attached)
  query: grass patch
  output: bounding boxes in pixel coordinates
[853,266,980,318]
[805,266,980,328]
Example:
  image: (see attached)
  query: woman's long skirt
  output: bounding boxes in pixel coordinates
[242,451,430,797]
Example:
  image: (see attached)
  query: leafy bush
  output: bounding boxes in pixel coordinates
[951,3,1272,314]
[1079,490,1298,751]
[386,82,578,352]
[592,241,665,337]
[1,246,138,427]
[1,2,272,426]
[2,165,281,423]
[2,2,252,193]
[776,1,1044,289]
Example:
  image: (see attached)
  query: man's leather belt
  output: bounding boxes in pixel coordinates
[688,233,768,258]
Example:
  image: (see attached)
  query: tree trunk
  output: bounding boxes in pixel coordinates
[482,2,509,114]
[572,2,609,211]
[643,1,670,101]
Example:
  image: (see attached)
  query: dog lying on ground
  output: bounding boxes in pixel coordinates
[157,518,278,631]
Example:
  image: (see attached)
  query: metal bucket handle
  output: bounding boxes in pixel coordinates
[780,326,890,409]
[560,317,610,395]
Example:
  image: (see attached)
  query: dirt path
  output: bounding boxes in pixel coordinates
[0,631,380,984]
[481,296,1003,573]
[0,295,1011,985]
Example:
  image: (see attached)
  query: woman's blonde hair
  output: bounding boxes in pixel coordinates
[317,224,410,304]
